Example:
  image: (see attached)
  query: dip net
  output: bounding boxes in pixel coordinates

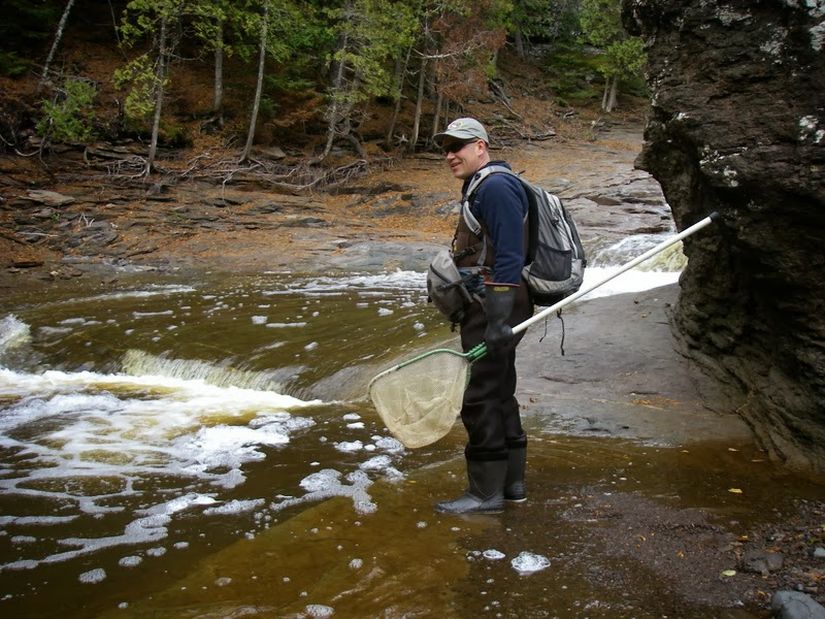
[368,349,472,448]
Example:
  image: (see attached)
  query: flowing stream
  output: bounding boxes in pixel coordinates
[1,235,823,618]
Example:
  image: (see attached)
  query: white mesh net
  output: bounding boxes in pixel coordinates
[368,350,470,448]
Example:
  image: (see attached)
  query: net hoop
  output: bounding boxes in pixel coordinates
[368,349,471,448]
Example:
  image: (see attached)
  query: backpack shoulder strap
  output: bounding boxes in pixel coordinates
[460,165,523,236]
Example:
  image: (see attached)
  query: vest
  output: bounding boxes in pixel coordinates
[451,181,529,273]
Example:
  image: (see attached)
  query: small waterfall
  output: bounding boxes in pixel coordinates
[121,349,287,392]
[579,234,686,300]
[590,235,687,271]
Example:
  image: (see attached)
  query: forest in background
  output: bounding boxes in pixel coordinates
[0,0,646,182]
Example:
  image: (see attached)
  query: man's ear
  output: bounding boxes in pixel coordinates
[476,140,490,159]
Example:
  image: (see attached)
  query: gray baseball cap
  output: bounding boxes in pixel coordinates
[433,117,489,145]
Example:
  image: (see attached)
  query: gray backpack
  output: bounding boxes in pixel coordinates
[426,249,475,325]
[462,166,587,306]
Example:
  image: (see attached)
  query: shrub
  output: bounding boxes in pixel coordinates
[36,78,98,144]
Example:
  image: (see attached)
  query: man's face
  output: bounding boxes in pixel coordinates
[443,139,485,180]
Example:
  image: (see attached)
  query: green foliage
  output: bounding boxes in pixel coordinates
[36,78,97,143]
[326,0,419,105]
[510,0,580,43]
[119,0,186,46]
[542,43,604,105]
[0,51,28,78]
[159,121,191,147]
[606,36,645,79]
[579,0,645,80]
[579,0,621,49]
[113,54,159,122]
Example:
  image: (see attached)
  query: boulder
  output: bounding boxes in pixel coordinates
[623,0,825,471]
[771,591,825,619]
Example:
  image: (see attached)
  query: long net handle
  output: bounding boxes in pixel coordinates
[512,212,720,336]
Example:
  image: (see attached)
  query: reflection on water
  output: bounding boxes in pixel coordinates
[0,267,822,617]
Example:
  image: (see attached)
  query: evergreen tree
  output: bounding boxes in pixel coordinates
[579,0,644,112]
[315,0,417,161]
[115,0,187,175]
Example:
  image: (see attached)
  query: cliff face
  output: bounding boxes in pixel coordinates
[622,0,825,469]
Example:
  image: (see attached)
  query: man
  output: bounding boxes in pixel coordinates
[432,117,534,515]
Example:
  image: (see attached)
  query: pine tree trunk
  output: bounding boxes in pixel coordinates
[213,22,224,122]
[410,58,427,152]
[601,77,610,111]
[39,0,77,91]
[239,5,269,163]
[514,30,525,59]
[315,32,349,163]
[605,76,619,112]
[385,45,412,149]
[145,14,169,176]
[431,90,443,141]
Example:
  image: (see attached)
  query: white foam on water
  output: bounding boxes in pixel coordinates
[78,568,107,584]
[304,604,335,618]
[0,367,320,570]
[11,535,37,544]
[118,555,142,567]
[335,440,364,453]
[271,469,377,515]
[38,326,73,337]
[36,285,197,309]
[359,455,404,481]
[8,493,220,569]
[579,266,681,301]
[132,310,175,319]
[59,317,100,326]
[0,315,31,355]
[511,551,551,574]
[371,436,404,454]
[305,270,425,292]
[203,498,266,516]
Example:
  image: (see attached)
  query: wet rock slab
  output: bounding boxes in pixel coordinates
[517,284,752,445]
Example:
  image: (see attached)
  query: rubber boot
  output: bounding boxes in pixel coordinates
[504,447,527,502]
[435,459,507,515]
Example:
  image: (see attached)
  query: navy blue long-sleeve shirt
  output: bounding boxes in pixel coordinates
[462,161,529,286]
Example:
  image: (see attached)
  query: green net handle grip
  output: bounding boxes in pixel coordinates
[466,342,487,361]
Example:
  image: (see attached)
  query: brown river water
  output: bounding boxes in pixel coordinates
[1,268,825,618]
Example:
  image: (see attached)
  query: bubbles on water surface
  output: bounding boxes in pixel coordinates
[511,551,551,574]
[304,604,335,618]
[78,568,107,584]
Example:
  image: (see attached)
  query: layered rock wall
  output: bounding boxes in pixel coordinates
[623,0,825,469]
